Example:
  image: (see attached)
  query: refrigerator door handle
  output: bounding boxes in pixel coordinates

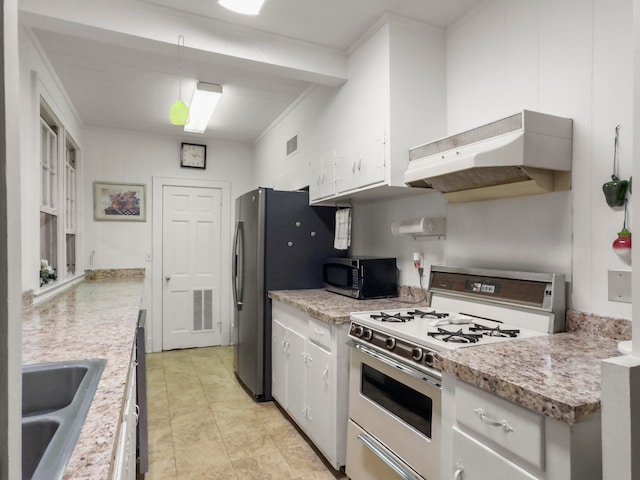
[232,221,244,310]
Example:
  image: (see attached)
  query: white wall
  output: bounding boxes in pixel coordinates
[254,16,447,193]
[82,128,254,270]
[350,193,447,285]
[388,17,447,185]
[19,27,85,293]
[446,0,633,318]
[4,1,23,478]
[20,23,255,349]
[255,0,633,321]
[82,127,254,347]
[253,21,393,191]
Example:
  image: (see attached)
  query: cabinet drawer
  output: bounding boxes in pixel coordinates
[308,318,331,350]
[455,381,544,470]
[452,428,539,480]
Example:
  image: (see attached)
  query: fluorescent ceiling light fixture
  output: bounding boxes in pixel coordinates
[184,82,223,134]
[218,0,264,15]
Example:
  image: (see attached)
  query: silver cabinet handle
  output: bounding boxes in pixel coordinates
[473,408,514,432]
[165,276,171,281]
[454,460,464,479]
[358,433,420,480]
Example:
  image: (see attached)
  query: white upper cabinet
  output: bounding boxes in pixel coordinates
[308,17,446,204]
[334,125,386,195]
[309,150,336,202]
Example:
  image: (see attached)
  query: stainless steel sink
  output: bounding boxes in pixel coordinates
[22,419,59,480]
[22,359,106,480]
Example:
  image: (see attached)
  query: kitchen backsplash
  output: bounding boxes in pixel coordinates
[84,268,145,280]
[565,310,631,340]
[398,285,429,303]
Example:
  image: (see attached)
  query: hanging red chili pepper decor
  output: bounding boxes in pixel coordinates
[612,200,632,263]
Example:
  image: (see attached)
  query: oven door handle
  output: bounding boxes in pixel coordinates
[358,432,422,480]
[352,342,441,387]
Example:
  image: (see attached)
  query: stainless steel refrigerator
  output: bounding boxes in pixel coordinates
[232,187,338,401]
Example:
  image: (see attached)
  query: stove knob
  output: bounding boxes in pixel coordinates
[363,328,373,341]
[385,337,396,350]
[424,352,435,366]
[354,325,364,337]
[411,347,423,361]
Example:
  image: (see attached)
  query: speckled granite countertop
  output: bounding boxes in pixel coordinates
[22,278,143,480]
[268,288,428,324]
[269,289,628,426]
[435,332,623,425]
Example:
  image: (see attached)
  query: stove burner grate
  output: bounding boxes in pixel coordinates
[428,328,483,344]
[370,312,413,322]
[469,324,520,338]
[406,309,449,319]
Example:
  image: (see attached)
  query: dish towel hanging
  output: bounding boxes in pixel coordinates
[334,208,352,250]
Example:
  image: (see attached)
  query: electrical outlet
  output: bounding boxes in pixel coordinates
[145,252,152,262]
[608,269,631,303]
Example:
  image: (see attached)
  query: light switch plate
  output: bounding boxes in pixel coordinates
[608,269,631,303]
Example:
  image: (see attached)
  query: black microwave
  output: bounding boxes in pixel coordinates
[323,257,398,299]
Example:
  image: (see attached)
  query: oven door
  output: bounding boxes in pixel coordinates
[347,343,441,480]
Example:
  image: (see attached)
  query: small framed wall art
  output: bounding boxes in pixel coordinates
[93,181,146,221]
[181,142,207,169]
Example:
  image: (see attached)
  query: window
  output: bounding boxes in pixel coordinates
[39,101,79,287]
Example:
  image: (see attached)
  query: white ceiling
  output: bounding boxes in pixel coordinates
[22,0,482,143]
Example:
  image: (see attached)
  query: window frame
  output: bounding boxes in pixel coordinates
[39,100,81,290]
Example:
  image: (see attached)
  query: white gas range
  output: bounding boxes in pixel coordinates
[345,266,565,480]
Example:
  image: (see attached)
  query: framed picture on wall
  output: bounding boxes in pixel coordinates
[93,181,146,221]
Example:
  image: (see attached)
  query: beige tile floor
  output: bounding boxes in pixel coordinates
[146,345,348,480]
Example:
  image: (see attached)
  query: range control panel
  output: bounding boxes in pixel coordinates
[429,266,563,311]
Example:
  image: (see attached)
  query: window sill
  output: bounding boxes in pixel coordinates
[34,274,85,306]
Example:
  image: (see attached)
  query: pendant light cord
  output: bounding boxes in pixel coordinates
[178,35,185,100]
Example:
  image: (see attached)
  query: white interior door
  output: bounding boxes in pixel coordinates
[162,185,223,350]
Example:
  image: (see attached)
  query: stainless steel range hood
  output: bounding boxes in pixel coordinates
[405,110,573,202]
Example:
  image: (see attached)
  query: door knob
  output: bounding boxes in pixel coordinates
[165,276,171,281]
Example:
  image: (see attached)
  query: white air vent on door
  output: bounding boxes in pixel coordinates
[286,134,298,157]
[192,289,213,331]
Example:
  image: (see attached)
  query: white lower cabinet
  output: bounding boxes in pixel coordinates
[442,373,602,480]
[271,301,349,469]
[452,429,538,480]
[305,341,333,456]
[112,343,138,480]
[286,327,307,428]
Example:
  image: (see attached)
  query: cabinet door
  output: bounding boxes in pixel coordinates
[125,366,137,478]
[310,151,336,201]
[306,341,333,459]
[271,319,287,405]
[320,152,336,199]
[335,141,358,193]
[309,154,323,202]
[336,127,386,194]
[452,428,539,480]
[357,128,386,188]
[287,328,307,428]
[112,420,128,480]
